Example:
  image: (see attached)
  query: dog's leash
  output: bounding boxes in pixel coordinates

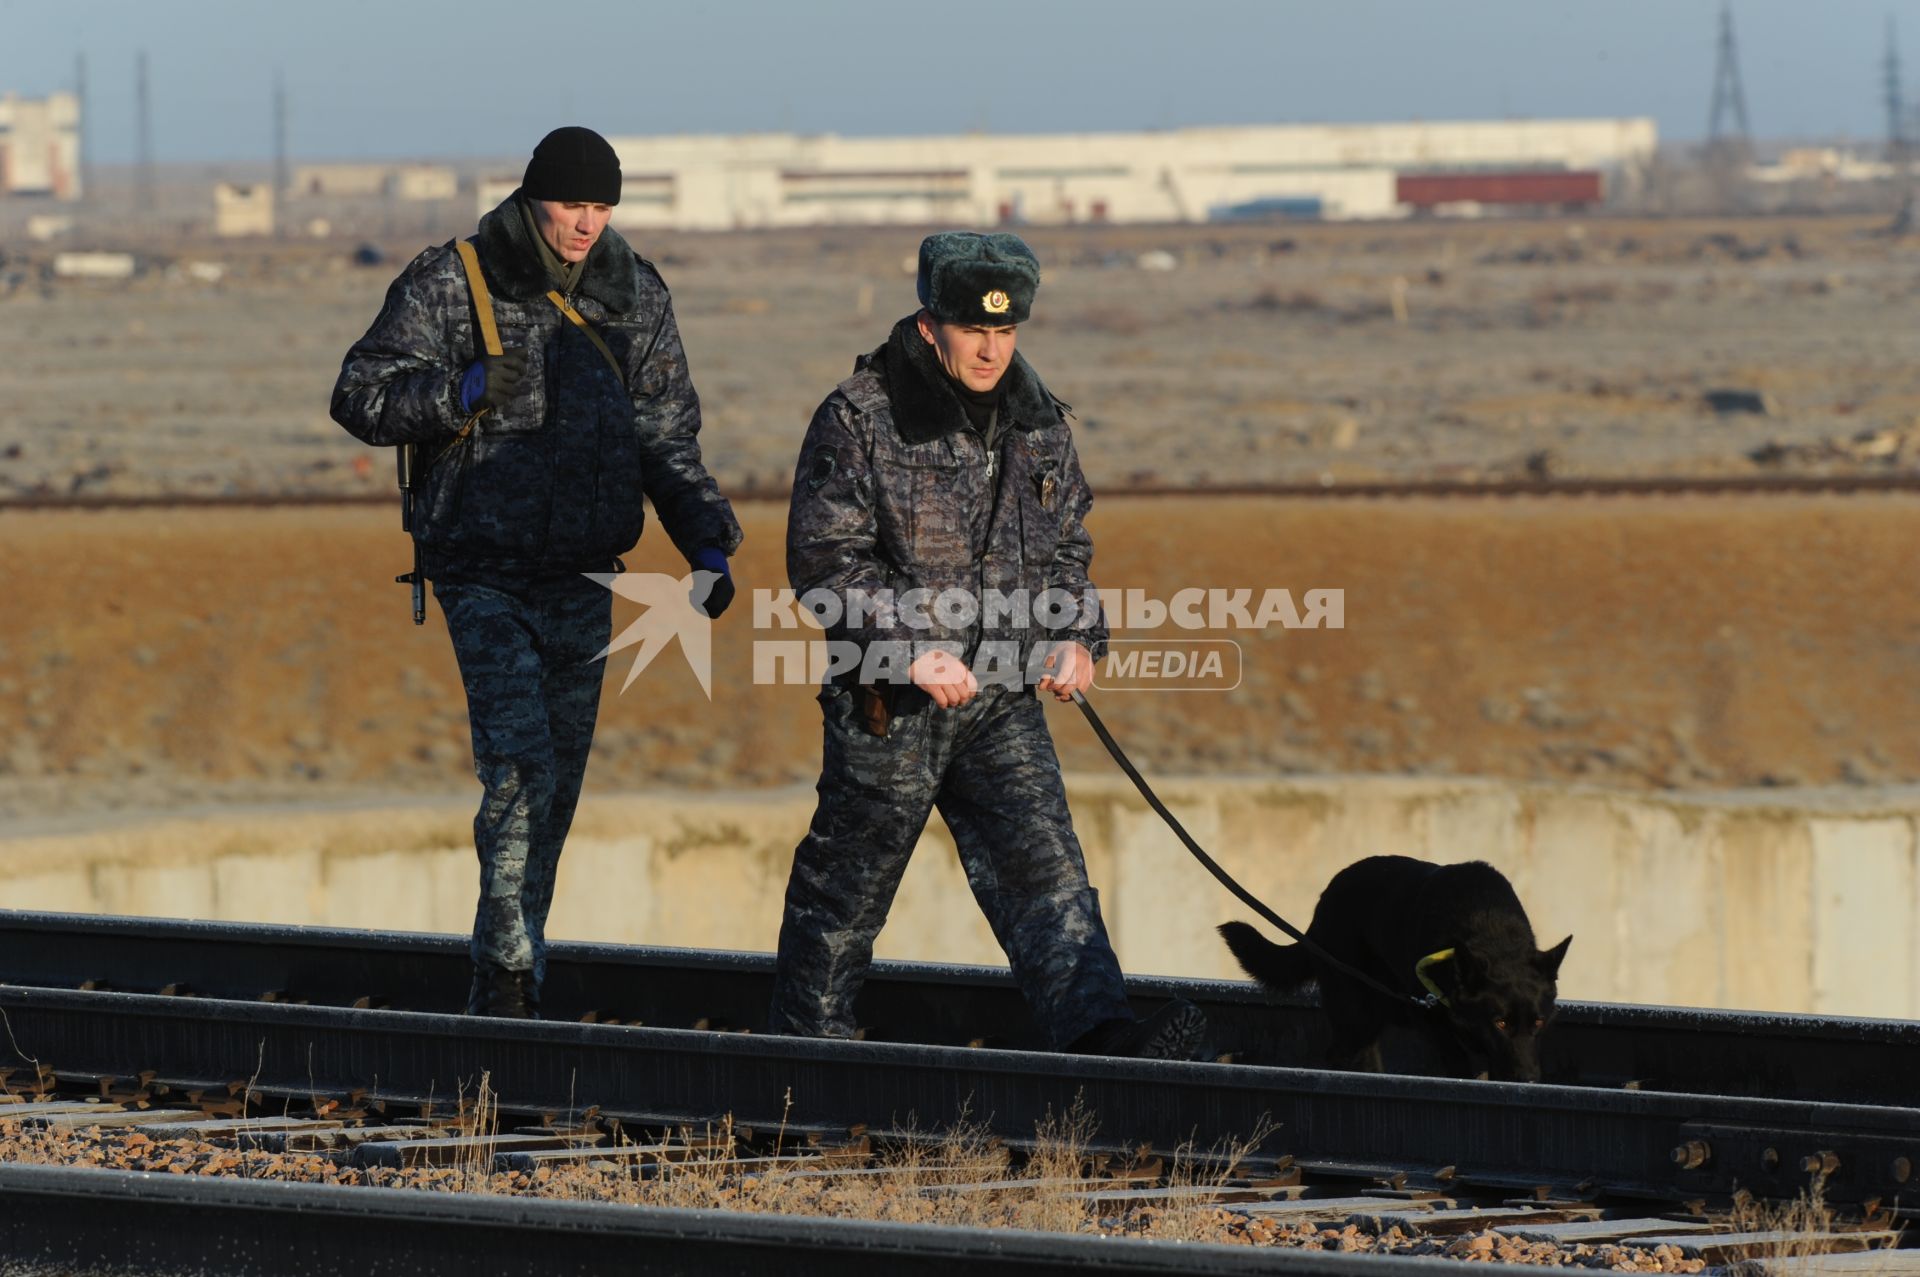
[1071,690,1440,1012]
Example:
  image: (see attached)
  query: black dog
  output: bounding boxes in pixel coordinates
[1219,855,1571,1082]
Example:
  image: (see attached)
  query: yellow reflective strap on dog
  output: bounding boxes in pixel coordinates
[1413,948,1456,1006]
[546,290,626,386]
[453,239,503,358]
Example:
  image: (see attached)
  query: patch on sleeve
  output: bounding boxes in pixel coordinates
[1031,457,1060,510]
[806,444,839,493]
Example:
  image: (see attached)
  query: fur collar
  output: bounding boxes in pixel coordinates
[471,190,645,312]
[872,314,1060,444]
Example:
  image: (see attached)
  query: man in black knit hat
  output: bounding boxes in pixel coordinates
[767,232,1209,1059]
[331,127,742,1018]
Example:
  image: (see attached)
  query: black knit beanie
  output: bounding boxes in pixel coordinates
[521,127,622,205]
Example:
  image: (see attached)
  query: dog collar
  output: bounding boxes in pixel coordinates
[1414,948,1456,1007]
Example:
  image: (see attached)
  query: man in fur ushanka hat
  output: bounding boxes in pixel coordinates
[767,231,1209,1060]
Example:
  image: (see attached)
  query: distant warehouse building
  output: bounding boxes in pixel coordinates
[213,182,275,237]
[292,164,391,198]
[0,91,82,199]
[293,162,459,200]
[388,165,458,201]
[594,118,1655,230]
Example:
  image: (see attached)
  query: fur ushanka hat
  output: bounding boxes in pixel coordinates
[915,231,1040,325]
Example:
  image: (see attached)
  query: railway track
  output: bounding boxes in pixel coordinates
[0,1120,1901,1277]
[5,911,1913,1108]
[2,913,1917,1197]
[1,913,1915,1274]
[0,1029,1910,1277]
[3,471,1918,511]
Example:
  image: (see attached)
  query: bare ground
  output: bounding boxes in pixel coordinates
[4,216,1920,502]
[4,213,1918,823]
[2,491,1915,823]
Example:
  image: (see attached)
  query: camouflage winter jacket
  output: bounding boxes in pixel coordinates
[330,193,741,578]
[788,316,1108,685]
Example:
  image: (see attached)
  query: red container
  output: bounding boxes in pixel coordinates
[1395,170,1604,208]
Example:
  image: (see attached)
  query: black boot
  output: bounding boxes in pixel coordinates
[472,966,535,1019]
[1070,999,1211,1061]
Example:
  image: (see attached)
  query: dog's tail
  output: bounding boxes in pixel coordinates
[1218,921,1316,993]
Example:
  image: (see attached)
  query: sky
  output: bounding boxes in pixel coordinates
[0,0,1903,165]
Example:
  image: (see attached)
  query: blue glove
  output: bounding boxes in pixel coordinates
[690,546,735,619]
[458,362,487,414]
[457,348,530,414]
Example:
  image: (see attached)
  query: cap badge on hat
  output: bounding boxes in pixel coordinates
[982,289,1011,315]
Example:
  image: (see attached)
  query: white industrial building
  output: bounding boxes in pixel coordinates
[1748,147,1897,184]
[388,164,459,201]
[213,182,275,237]
[0,91,82,199]
[293,162,460,200]
[580,118,1656,230]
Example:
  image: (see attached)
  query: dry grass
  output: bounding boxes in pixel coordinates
[585,1098,1095,1231]
[0,1086,1254,1244]
[1724,1173,1905,1273]
[0,1077,1893,1270]
[1730,1177,1841,1262]
[449,1071,502,1193]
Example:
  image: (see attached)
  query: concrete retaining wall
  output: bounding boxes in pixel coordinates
[4,777,1916,1019]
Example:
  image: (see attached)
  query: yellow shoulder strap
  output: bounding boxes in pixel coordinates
[453,240,623,388]
[454,239,503,358]
[546,290,626,387]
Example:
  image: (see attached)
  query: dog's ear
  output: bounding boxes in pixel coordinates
[1450,944,1487,990]
[1535,935,1572,979]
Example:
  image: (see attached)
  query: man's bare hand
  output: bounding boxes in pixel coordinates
[909,649,979,709]
[1036,641,1095,702]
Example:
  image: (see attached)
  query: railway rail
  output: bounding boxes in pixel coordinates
[0,1045,1912,1274]
[3,471,1919,511]
[2,912,1916,1273]
[0,1161,1646,1277]
[0,1001,1911,1277]
[4,911,1914,1108]
[3,913,1918,1210]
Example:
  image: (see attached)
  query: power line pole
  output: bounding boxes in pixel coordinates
[1888,15,1915,235]
[74,52,88,201]
[135,49,154,224]
[1704,1,1751,210]
[1706,1,1752,154]
[273,70,288,198]
[1887,15,1907,157]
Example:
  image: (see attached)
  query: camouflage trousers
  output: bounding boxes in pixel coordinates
[434,572,610,1011]
[768,681,1133,1049]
